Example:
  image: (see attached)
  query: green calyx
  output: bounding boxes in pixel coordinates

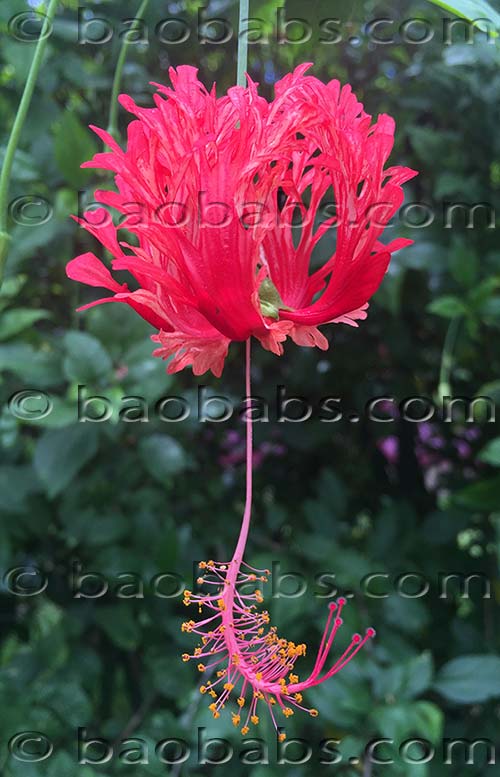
[258,277,292,320]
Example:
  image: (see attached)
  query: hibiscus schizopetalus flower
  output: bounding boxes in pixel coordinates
[67,64,416,736]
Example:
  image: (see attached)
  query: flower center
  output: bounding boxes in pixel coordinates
[258,277,292,320]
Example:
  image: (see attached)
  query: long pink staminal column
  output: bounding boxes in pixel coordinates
[182,340,375,737]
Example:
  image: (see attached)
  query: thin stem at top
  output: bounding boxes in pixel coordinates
[0,0,59,287]
[237,0,249,87]
[106,0,150,141]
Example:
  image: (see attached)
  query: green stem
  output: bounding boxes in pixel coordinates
[106,0,150,141]
[0,0,59,287]
[438,316,461,401]
[237,0,250,87]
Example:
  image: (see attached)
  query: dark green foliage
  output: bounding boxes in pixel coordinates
[0,1,499,775]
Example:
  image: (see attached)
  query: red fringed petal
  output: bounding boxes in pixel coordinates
[67,65,416,375]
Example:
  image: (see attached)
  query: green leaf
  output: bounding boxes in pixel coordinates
[139,434,189,482]
[308,667,372,728]
[477,379,500,404]
[373,652,434,701]
[63,331,113,384]
[454,476,500,510]
[434,172,473,199]
[8,217,70,266]
[469,277,500,307]
[59,507,129,547]
[435,655,500,703]
[372,701,443,743]
[94,605,141,651]
[408,126,452,161]
[0,308,50,340]
[449,240,478,288]
[0,343,61,387]
[0,147,40,182]
[0,274,27,304]
[478,438,500,466]
[427,296,467,318]
[0,466,40,513]
[34,425,99,498]
[53,111,98,188]
[38,677,91,727]
[425,0,500,33]
[479,295,500,319]
[413,701,444,743]
[383,594,430,634]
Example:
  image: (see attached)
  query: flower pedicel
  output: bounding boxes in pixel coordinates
[67,65,416,736]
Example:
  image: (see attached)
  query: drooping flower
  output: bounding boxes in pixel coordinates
[66,65,417,736]
[67,64,416,378]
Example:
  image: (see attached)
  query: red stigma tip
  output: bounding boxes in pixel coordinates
[328,602,337,611]
[352,633,362,644]
[335,617,343,626]
[337,597,346,606]
[366,627,376,638]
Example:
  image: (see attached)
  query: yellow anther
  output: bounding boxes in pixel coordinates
[181,653,190,662]
[278,732,286,743]
[289,673,299,683]
[237,697,245,707]
[217,599,225,610]
[309,708,319,717]
[251,715,259,725]
[294,693,303,703]
[223,682,234,692]
[255,672,263,681]
[232,714,241,727]
[209,690,217,699]
[282,707,294,718]
[241,726,249,735]
[197,663,206,672]
[199,686,207,694]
